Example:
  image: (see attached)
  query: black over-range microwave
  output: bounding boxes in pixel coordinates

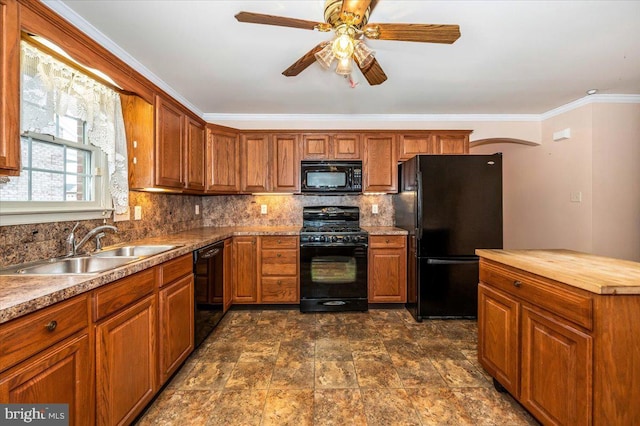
[301,161,363,194]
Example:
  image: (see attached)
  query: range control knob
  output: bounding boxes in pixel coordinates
[343,235,351,242]
[331,236,338,242]
[319,235,326,242]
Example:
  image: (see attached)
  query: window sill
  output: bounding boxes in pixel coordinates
[0,208,113,226]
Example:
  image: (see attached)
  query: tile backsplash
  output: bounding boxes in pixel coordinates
[1,192,394,268]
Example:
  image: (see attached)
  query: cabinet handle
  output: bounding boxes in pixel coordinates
[513,280,522,288]
[277,239,281,244]
[277,253,282,257]
[385,239,390,243]
[45,320,58,332]
[277,280,282,285]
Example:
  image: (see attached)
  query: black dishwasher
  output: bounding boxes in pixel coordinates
[193,241,225,348]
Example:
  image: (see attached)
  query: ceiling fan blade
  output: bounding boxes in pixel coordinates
[340,0,372,26]
[235,11,322,31]
[357,58,387,86]
[282,43,327,77]
[364,23,461,44]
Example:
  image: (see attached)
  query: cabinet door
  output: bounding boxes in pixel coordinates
[232,236,258,303]
[333,134,361,159]
[185,117,205,191]
[398,134,435,160]
[302,134,330,159]
[223,238,233,312]
[207,129,240,193]
[271,133,300,192]
[96,295,156,426]
[155,97,184,189]
[436,133,469,154]
[0,0,20,175]
[363,134,397,193]
[241,134,270,192]
[521,305,592,426]
[0,334,93,426]
[477,283,520,396]
[158,275,194,384]
[368,247,407,303]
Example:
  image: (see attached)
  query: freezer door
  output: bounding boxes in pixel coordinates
[418,257,480,318]
[417,154,503,257]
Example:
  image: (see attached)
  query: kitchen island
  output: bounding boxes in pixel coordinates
[476,249,640,426]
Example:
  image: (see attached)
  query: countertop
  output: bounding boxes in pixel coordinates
[0,226,406,324]
[476,249,640,295]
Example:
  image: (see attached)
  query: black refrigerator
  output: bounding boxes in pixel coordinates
[393,154,503,320]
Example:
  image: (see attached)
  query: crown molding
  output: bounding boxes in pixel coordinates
[41,0,203,117]
[540,94,640,120]
[202,113,542,123]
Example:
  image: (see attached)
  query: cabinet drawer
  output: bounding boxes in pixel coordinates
[93,268,156,321]
[160,254,192,287]
[0,294,89,372]
[261,250,297,276]
[261,277,298,303]
[480,259,593,330]
[261,236,298,249]
[369,235,406,249]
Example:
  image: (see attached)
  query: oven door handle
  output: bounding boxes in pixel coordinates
[300,243,368,248]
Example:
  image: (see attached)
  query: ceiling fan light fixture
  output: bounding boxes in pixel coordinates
[335,57,353,75]
[353,41,375,68]
[314,41,336,69]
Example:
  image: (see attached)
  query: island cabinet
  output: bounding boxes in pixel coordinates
[0,294,93,426]
[260,236,299,303]
[157,254,194,385]
[368,235,407,303]
[0,0,20,176]
[121,93,206,192]
[94,268,157,426]
[397,131,470,161]
[363,133,397,193]
[302,133,361,160]
[477,250,640,426]
[207,126,240,193]
[232,235,259,303]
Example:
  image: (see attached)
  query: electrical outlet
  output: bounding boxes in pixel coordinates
[570,192,582,203]
[260,204,268,215]
[372,204,379,214]
[195,205,200,215]
[134,205,142,220]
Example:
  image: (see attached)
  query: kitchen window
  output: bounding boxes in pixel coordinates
[0,39,128,226]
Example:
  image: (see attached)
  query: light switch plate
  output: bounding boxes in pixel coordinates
[261,204,268,215]
[570,191,582,203]
[372,204,379,214]
[134,205,142,220]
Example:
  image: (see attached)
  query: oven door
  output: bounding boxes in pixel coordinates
[300,243,368,311]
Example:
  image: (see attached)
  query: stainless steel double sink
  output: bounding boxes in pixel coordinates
[0,245,178,275]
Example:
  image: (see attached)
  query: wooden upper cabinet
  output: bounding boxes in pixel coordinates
[241,133,270,193]
[155,96,185,189]
[271,133,300,193]
[206,126,240,193]
[302,133,361,160]
[0,0,21,176]
[363,133,397,193]
[398,131,471,160]
[184,117,205,192]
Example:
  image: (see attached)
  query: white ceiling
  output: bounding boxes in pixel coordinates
[48,1,640,118]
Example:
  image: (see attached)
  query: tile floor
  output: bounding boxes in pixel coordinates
[136,308,539,425]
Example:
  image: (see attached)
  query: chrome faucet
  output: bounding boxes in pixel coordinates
[66,223,118,256]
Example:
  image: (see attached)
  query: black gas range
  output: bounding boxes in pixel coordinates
[299,206,368,312]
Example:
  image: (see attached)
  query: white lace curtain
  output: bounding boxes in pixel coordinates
[20,41,129,214]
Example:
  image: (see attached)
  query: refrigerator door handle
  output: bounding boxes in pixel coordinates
[416,170,423,240]
[426,257,479,265]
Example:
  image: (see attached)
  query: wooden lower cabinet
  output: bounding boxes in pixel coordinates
[232,236,258,303]
[0,333,93,425]
[95,295,157,426]
[520,305,592,426]
[158,274,194,384]
[368,236,407,303]
[260,236,299,303]
[477,256,640,426]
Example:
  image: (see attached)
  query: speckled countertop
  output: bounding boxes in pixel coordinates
[0,226,405,324]
[476,249,640,295]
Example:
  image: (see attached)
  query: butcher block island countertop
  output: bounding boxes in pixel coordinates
[476,249,640,295]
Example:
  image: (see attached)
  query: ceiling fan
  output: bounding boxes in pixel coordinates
[235,0,461,86]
